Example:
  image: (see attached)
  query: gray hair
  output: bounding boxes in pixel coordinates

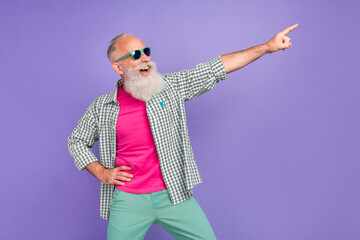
[107,33,133,63]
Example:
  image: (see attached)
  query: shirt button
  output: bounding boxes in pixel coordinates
[113,125,115,129]
[112,140,115,143]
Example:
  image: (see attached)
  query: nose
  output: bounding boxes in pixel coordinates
[141,51,151,62]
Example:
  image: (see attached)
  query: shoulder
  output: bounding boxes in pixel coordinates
[95,91,114,105]
[87,90,116,115]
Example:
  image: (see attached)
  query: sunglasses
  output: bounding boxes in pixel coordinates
[115,47,151,62]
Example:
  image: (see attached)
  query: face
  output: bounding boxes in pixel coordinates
[112,36,151,77]
[110,35,165,102]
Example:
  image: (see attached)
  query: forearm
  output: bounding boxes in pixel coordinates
[85,161,106,182]
[220,43,270,74]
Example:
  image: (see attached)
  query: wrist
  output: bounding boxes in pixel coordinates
[262,42,272,54]
[99,167,108,182]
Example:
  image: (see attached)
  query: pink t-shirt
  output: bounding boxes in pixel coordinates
[115,85,167,193]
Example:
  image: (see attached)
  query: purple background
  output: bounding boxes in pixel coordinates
[1,0,359,239]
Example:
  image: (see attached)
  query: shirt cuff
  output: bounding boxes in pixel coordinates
[207,55,228,81]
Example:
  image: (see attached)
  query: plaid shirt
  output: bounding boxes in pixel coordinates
[67,55,227,220]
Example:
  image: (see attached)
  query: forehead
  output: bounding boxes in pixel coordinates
[115,36,146,54]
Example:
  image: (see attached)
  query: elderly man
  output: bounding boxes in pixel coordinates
[67,23,298,240]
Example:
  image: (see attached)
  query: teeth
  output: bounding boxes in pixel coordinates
[141,66,149,70]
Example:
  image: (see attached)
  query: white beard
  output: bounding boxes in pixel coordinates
[122,61,165,102]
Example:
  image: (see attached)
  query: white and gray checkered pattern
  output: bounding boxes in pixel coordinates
[67,55,227,220]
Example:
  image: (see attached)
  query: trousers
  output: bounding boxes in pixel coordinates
[107,188,217,240]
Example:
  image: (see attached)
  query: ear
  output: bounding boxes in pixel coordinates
[112,62,124,75]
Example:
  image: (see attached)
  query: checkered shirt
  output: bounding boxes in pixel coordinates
[67,55,228,220]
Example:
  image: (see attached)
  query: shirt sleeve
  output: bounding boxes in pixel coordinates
[67,99,100,171]
[162,55,227,102]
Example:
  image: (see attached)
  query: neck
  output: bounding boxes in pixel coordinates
[120,75,126,91]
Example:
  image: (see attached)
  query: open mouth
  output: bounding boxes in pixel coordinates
[140,66,150,74]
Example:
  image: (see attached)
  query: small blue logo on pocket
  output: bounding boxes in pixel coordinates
[159,101,164,108]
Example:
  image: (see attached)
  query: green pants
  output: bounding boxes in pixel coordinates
[107,188,217,240]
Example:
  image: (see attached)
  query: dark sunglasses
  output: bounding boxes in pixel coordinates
[115,47,151,62]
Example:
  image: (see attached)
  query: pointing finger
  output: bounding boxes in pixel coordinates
[281,23,299,35]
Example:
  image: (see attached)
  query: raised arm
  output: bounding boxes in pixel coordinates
[162,56,227,102]
[220,23,299,74]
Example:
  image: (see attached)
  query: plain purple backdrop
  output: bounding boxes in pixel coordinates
[1,0,359,239]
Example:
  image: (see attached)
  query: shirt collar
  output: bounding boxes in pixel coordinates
[104,78,123,104]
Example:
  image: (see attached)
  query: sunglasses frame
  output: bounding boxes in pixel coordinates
[115,47,151,62]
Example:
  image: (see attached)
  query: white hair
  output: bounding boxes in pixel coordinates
[122,61,165,102]
[107,33,133,63]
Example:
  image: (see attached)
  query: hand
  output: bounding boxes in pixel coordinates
[265,23,299,53]
[100,165,134,185]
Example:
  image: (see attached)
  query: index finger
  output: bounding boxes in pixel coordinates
[281,23,299,35]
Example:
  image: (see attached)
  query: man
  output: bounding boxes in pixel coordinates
[67,23,298,240]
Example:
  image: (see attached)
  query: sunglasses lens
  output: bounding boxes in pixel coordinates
[144,47,151,57]
[133,50,141,60]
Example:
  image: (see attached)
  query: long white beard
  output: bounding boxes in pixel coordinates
[122,61,165,102]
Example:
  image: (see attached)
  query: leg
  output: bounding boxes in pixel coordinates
[154,192,217,240]
[107,189,155,240]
